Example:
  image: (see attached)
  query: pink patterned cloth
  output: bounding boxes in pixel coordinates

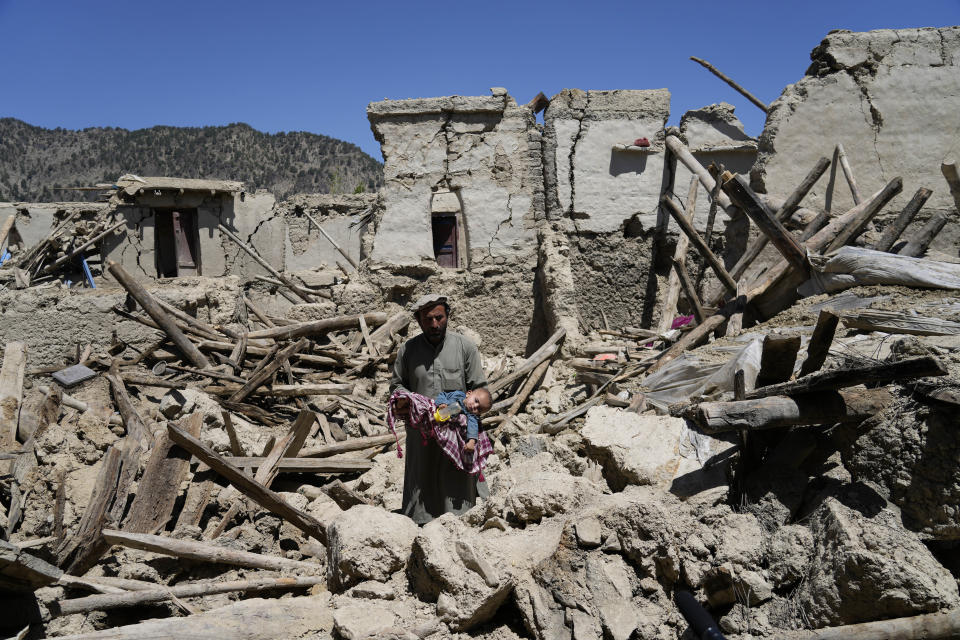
[387,389,493,478]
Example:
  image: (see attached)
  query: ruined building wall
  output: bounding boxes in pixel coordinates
[752,26,960,255]
[364,92,544,352]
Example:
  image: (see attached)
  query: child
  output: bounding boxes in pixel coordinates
[436,387,492,459]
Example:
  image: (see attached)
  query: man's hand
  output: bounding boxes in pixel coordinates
[463,439,476,454]
[395,396,410,416]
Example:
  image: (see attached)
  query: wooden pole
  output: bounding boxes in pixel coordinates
[659,178,698,334]
[102,529,320,572]
[106,261,211,369]
[299,432,398,458]
[825,177,903,253]
[872,187,933,252]
[489,328,566,393]
[726,282,747,337]
[899,212,949,257]
[662,195,738,296]
[799,310,839,377]
[217,224,314,303]
[673,258,707,324]
[743,355,947,400]
[692,388,892,434]
[246,312,387,341]
[665,135,735,213]
[301,209,360,269]
[166,422,326,540]
[790,608,960,640]
[56,575,325,615]
[721,173,809,275]
[220,457,373,473]
[835,143,863,205]
[729,157,830,280]
[689,56,769,113]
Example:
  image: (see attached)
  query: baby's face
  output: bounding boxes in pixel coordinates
[464,390,490,414]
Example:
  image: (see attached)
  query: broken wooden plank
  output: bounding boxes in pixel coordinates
[673,258,707,323]
[55,575,325,615]
[664,135,735,213]
[103,362,153,448]
[872,187,933,252]
[106,261,211,369]
[756,334,802,387]
[899,212,949,258]
[41,220,126,275]
[743,355,947,400]
[56,446,123,571]
[299,432,398,458]
[842,309,960,336]
[489,328,566,394]
[173,465,217,530]
[1,539,64,592]
[691,388,892,434]
[725,282,747,337]
[662,195,738,296]
[799,310,840,377]
[102,529,321,572]
[166,422,326,540]
[246,313,388,341]
[120,412,202,535]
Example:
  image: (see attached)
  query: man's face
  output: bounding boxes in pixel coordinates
[418,303,448,344]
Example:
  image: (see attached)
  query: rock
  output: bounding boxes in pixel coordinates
[348,580,397,600]
[332,598,416,640]
[574,517,603,549]
[158,388,223,426]
[800,495,960,626]
[354,451,404,512]
[585,555,638,640]
[408,514,514,631]
[766,524,814,589]
[580,406,686,490]
[326,505,418,591]
[714,513,765,568]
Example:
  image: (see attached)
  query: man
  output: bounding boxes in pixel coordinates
[389,293,488,525]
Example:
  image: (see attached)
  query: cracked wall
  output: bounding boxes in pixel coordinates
[752,26,960,254]
[363,91,544,352]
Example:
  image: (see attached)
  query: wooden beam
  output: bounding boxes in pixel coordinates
[722,173,809,275]
[673,258,707,323]
[872,187,933,252]
[729,157,830,280]
[102,529,320,572]
[221,456,374,473]
[665,135,734,212]
[756,335,802,387]
[659,177,698,334]
[217,224,315,303]
[246,312,388,341]
[301,209,360,269]
[120,413,201,534]
[824,177,903,253]
[899,212,949,258]
[692,388,892,434]
[205,382,355,397]
[792,608,960,640]
[842,309,960,336]
[299,432,398,458]
[489,328,566,393]
[799,310,840,377]
[41,220,126,275]
[55,575,325,615]
[743,355,947,400]
[106,261,211,369]
[662,195,738,296]
[166,422,326,540]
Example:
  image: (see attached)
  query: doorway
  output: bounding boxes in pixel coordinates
[155,209,200,277]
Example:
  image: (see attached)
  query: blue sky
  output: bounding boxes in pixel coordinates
[1,1,957,160]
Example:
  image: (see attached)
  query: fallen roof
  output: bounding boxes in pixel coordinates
[115,174,245,196]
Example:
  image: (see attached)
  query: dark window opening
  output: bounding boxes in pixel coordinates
[432,214,459,268]
[155,209,201,277]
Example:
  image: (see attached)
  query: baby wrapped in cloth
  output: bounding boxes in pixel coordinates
[386,389,493,479]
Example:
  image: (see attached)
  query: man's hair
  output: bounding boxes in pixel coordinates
[472,387,492,413]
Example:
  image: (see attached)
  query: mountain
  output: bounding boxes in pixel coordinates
[0,118,383,202]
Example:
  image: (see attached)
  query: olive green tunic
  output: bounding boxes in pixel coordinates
[389,330,488,525]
